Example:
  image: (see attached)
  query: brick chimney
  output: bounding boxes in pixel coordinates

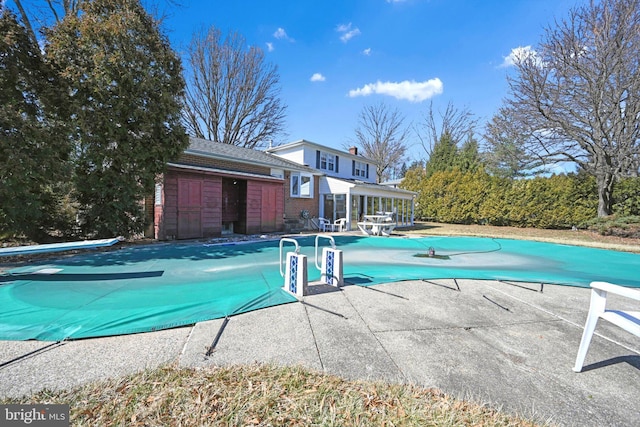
[349,146,358,155]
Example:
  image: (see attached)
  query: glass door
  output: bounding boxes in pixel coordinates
[323,194,334,221]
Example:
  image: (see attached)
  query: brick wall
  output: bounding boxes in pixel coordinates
[282,171,319,232]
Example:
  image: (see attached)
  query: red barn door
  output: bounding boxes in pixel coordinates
[261,186,277,232]
[177,178,202,239]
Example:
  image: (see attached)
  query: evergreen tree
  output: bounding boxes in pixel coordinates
[456,136,482,172]
[408,160,425,171]
[399,162,408,178]
[46,0,188,238]
[424,132,458,178]
[0,8,72,241]
[483,107,547,178]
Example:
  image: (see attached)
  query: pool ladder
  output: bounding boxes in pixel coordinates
[280,235,343,298]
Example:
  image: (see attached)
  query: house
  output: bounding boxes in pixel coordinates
[152,137,321,240]
[267,139,416,231]
[379,178,403,188]
[151,137,415,240]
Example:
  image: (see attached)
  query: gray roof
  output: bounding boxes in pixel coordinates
[185,137,320,174]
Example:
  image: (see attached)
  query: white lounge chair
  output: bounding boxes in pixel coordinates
[573,281,640,372]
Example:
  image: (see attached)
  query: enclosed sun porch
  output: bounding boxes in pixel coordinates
[318,177,416,232]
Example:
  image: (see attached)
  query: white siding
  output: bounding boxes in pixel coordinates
[271,141,377,182]
[303,149,317,168]
[269,147,305,165]
[320,177,354,194]
[312,148,376,183]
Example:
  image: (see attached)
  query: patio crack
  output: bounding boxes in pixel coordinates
[372,318,565,334]
[489,285,640,355]
[340,287,408,383]
[301,300,324,371]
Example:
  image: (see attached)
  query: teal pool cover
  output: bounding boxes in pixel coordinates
[1,235,639,341]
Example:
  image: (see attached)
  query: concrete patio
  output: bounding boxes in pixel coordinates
[1,279,638,426]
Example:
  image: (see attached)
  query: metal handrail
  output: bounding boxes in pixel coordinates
[279,238,300,277]
[315,234,336,270]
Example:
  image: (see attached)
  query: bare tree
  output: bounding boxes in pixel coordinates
[415,101,477,160]
[12,0,80,43]
[483,107,548,178]
[503,0,640,216]
[352,103,410,183]
[183,27,287,148]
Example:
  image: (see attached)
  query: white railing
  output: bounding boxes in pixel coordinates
[314,234,336,270]
[279,238,300,277]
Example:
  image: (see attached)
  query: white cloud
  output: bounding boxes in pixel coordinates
[273,27,294,42]
[266,42,274,52]
[348,78,443,102]
[501,45,539,67]
[336,22,361,43]
[363,48,372,56]
[310,73,326,82]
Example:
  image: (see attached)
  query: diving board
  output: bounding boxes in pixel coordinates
[0,238,121,257]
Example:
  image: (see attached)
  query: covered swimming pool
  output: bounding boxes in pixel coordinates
[1,235,639,341]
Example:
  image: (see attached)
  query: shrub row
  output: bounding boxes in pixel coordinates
[402,169,640,229]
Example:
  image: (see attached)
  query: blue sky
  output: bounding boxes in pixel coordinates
[12,0,582,162]
[160,0,584,161]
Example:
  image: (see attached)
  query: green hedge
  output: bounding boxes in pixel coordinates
[403,169,606,229]
[612,177,640,216]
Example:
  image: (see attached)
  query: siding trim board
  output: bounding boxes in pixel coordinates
[167,163,283,183]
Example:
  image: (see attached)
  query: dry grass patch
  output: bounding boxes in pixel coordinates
[2,364,543,426]
[403,222,640,253]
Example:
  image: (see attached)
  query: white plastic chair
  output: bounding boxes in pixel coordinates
[573,281,640,372]
[333,218,347,232]
[317,218,330,232]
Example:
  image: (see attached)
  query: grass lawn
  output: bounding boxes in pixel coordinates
[404,221,640,253]
[3,364,541,426]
